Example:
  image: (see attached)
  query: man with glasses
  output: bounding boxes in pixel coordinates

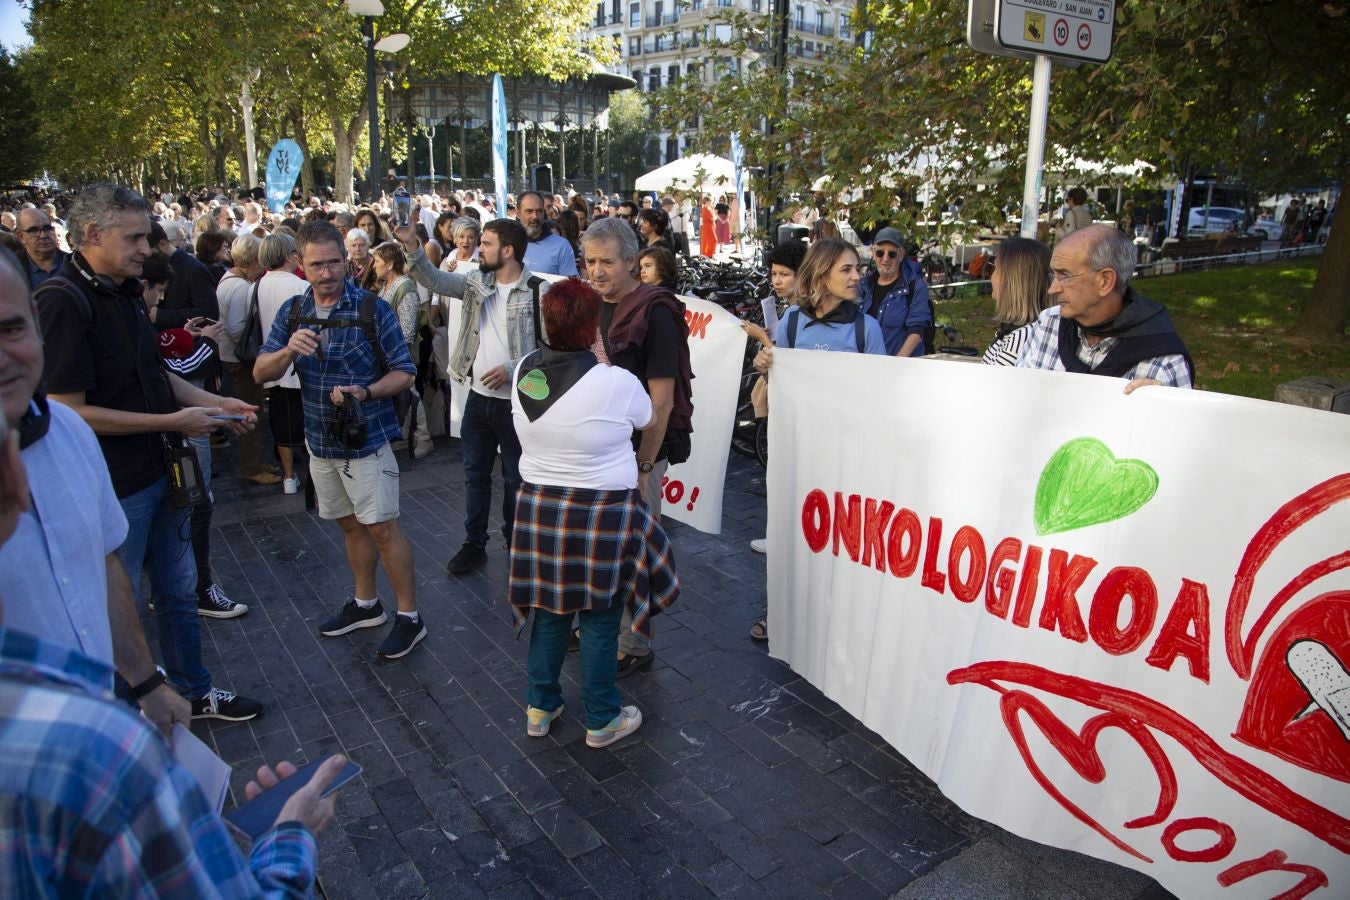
[1016,225,1193,390]
[253,220,427,660]
[855,227,932,357]
[16,208,68,289]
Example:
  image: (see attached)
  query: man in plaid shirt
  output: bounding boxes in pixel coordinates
[1016,225,1193,391]
[0,410,348,898]
[254,221,426,661]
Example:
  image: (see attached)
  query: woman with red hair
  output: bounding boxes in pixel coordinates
[507,278,680,750]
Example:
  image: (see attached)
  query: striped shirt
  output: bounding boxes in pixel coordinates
[982,323,1035,367]
[1014,305,1193,388]
[0,628,318,898]
[259,278,416,458]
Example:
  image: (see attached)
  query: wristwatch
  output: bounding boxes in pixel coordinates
[639,460,654,473]
[130,666,167,700]
[360,386,372,401]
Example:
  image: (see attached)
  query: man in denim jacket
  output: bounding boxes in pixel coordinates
[398,218,545,575]
[854,227,932,357]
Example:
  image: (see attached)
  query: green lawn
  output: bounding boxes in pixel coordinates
[932,257,1349,401]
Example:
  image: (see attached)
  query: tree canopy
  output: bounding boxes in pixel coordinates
[655,0,1349,331]
[17,0,607,199]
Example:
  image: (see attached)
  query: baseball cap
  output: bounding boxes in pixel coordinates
[873,227,906,247]
[157,329,195,359]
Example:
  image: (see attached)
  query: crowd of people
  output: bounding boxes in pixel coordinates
[0,171,1211,893]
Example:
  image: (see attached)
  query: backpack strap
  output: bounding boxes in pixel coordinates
[359,290,388,373]
[527,275,546,348]
[34,274,94,335]
[853,307,865,353]
[786,307,800,350]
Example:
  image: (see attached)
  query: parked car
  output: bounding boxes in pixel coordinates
[1246,215,1281,240]
[1186,206,1245,237]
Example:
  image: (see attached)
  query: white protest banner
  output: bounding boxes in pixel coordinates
[661,292,745,534]
[767,350,1350,898]
[528,276,746,534]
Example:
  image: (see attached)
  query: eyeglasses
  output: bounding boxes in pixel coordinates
[1051,268,1102,283]
[21,225,56,235]
[873,248,900,259]
[304,260,345,272]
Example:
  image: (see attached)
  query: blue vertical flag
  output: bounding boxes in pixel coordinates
[264,139,304,213]
[492,74,509,220]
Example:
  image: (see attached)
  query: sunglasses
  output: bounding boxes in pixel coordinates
[874,248,900,259]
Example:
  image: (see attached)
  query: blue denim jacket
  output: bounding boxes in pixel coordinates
[854,259,932,356]
[406,248,545,384]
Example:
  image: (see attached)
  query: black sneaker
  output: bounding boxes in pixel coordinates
[445,542,487,575]
[197,584,248,619]
[377,613,427,660]
[616,651,655,679]
[319,599,388,637]
[191,687,263,722]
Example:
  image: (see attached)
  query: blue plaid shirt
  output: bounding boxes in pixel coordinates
[0,627,319,898]
[1014,306,1193,388]
[260,278,416,458]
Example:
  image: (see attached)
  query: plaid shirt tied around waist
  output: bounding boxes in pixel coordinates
[509,482,680,636]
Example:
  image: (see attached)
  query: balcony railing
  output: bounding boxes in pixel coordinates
[647,12,680,26]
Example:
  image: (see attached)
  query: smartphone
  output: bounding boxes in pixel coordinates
[222,753,361,840]
[393,188,412,227]
[191,317,218,327]
[209,414,248,422]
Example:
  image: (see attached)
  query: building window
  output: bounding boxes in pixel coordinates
[612,0,621,22]
[666,136,679,163]
[630,2,640,27]
[668,64,680,84]
[629,36,641,56]
[650,69,662,90]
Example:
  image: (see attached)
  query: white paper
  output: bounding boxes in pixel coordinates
[172,723,231,814]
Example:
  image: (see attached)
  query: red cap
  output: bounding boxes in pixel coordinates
[157,329,195,359]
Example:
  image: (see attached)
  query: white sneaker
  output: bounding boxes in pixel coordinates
[586,706,643,748]
[283,477,299,495]
[750,538,767,554]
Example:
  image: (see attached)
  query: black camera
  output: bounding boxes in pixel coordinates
[329,392,368,451]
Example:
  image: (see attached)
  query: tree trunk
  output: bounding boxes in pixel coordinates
[330,105,369,205]
[1291,184,1349,340]
[288,104,316,199]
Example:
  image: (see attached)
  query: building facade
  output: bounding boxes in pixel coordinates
[583,0,856,165]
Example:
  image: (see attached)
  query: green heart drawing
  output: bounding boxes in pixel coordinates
[517,369,549,400]
[1034,437,1159,536]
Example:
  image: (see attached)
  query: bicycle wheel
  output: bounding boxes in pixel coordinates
[754,416,768,469]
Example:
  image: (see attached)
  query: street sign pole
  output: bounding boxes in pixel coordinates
[1020,54,1053,238]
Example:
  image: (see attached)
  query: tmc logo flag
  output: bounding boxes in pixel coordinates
[265,139,304,213]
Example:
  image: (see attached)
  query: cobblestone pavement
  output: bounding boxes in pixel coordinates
[188,437,1175,899]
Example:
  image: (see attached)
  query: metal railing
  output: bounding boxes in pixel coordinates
[647,12,680,26]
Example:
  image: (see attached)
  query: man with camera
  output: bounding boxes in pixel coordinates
[34,184,263,721]
[253,220,426,660]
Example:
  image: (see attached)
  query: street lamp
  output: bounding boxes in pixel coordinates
[347,0,408,201]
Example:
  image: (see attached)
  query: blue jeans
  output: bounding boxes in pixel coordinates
[461,391,521,548]
[116,478,211,700]
[527,604,623,730]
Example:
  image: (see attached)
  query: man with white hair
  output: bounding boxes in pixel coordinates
[419,194,440,237]
[1016,224,1193,389]
[236,201,263,235]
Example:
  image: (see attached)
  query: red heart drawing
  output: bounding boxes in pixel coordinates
[1234,592,1350,783]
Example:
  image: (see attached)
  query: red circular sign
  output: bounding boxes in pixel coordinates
[1077,23,1092,51]
[1053,18,1070,46]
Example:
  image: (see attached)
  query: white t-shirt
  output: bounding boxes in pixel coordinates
[256,270,309,389]
[472,277,516,398]
[514,361,653,490]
